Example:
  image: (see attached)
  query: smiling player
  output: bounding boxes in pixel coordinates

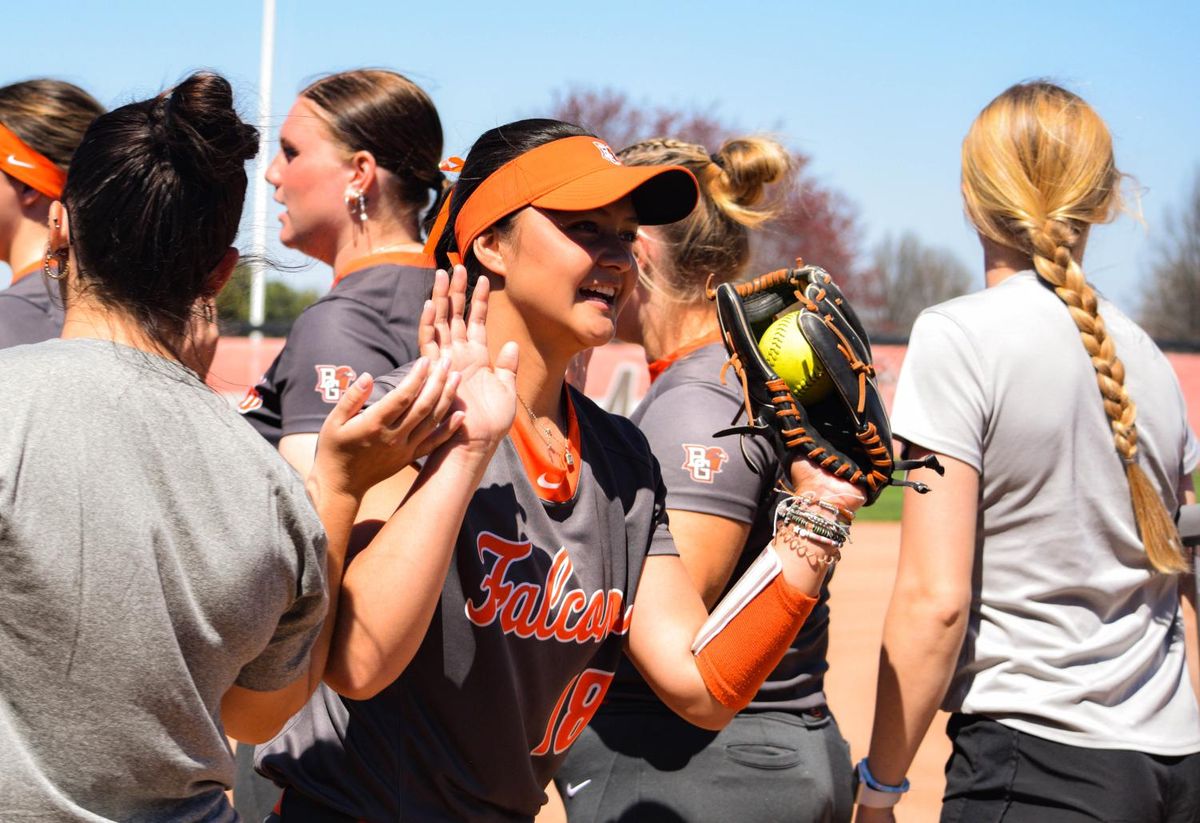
[255,119,867,822]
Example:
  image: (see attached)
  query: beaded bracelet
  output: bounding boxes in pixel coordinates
[772,494,851,567]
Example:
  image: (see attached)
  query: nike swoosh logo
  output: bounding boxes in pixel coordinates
[536,473,562,490]
[565,779,591,798]
[6,154,35,169]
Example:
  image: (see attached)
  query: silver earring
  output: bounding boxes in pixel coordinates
[346,189,368,223]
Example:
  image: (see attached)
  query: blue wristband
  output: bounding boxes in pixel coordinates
[856,758,910,793]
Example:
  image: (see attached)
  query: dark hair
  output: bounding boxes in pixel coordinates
[433,118,591,286]
[63,72,257,355]
[302,70,445,227]
[0,78,105,171]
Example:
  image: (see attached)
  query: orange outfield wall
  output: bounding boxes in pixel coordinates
[208,338,1200,436]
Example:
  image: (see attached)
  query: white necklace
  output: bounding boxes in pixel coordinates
[517,394,574,469]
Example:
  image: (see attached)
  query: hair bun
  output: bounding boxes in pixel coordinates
[158,72,258,180]
[709,136,791,227]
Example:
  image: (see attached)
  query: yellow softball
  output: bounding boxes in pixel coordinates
[758,312,833,403]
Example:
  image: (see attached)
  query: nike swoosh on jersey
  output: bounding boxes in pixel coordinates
[6,154,35,169]
[565,779,592,798]
[536,473,562,490]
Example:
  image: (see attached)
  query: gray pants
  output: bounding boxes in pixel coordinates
[555,706,853,823]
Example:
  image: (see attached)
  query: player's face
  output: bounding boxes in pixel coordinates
[265,98,354,264]
[499,198,639,354]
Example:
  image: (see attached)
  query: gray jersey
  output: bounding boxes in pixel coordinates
[0,269,65,349]
[258,385,676,822]
[894,271,1200,754]
[240,260,435,445]
[606,343,831,711]
[0,339,327,821]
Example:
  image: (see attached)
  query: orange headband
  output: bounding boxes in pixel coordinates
[0,123,66,199]
[423,135,697,266]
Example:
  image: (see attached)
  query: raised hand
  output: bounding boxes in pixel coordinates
[311,358,462,500]
[419,266,490,380]
[419,266,518,461]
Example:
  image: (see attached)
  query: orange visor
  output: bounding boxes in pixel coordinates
[0,123,66,199]
[447,135,698,265]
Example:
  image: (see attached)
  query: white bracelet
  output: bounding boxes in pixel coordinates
[855,782,905,809]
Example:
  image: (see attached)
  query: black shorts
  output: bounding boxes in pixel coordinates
[941,713,1200,823]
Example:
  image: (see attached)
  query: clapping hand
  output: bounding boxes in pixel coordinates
[311,356,463,501]
[418,266,518,460]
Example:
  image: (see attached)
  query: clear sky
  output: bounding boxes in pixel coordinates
[2,0,1197,314]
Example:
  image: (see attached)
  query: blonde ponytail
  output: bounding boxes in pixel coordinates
[962,81,1187,574]
[619,135,791,301]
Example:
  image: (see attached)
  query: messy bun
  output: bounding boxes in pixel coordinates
[707,137,791,228]
[63,71,258,357]
[620,135,790,301]
[155,72,258,181]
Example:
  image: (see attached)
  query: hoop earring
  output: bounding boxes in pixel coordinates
[43,244,69,281]
[346,188,368,224]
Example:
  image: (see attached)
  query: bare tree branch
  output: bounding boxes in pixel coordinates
[548,87,867,298]
[860,232,973,337]
[1140,170,1200,345]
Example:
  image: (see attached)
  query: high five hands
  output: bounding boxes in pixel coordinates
[418,266,518,461]
[309,266,516,500]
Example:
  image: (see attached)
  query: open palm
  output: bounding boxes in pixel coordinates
[419,267,518,457]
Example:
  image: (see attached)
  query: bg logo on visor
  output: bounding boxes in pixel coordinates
[593,141,620,166]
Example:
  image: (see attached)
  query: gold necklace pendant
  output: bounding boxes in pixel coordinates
[518,394,572,470]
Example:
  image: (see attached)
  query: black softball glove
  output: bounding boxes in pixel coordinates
[710,263,941,506]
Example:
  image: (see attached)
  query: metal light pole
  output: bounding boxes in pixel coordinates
[248,0,276,336]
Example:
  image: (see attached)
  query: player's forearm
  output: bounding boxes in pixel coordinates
[325,446,492,699]
[293,478,358,695]
[865,586,968,786]
[631,602,738,730]
[630,552,818,730]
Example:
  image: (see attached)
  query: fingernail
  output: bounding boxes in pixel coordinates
[355,372,371,388]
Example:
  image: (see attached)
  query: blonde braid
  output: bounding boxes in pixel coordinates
[1029,218,1187,573]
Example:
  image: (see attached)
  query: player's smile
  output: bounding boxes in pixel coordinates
[576,279,620,311]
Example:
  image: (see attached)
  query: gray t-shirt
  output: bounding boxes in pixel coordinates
[240,261,435,445]
[0,270,65,349]
[0,338,328,821]
[893,272,1200,754]
[605,342,832,711]
[258,385,675,822]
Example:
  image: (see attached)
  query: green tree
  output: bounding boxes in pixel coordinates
[216,264,319,334]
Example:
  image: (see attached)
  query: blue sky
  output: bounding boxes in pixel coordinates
[3,1,1197,314]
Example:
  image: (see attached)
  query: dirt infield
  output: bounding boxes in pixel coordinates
[826,522,950,822]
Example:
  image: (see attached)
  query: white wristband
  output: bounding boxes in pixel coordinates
[855,781,904,809]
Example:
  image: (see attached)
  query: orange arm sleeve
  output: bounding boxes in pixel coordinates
[694,575,817,711]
